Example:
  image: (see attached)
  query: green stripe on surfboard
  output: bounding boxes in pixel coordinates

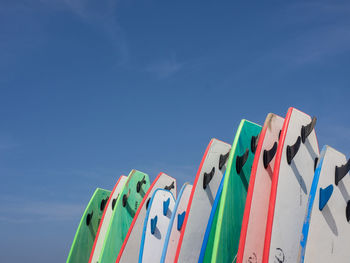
[98,170,150,263]
[67,188,111,263]
[203,119,261,263]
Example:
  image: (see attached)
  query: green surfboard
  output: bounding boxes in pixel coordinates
[67,188,111,263]
[203,119,261,263]
[98,169,150,263]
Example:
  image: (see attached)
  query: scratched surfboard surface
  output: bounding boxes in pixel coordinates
[299,146,350,262]
[263,108,319,263]
[138,189,176,263]
[98,170,150,263]
[204,119,261,263]
[66,188,111,263]
[174,138,231,263]
[116,172,177,263]
[236,114,284,263]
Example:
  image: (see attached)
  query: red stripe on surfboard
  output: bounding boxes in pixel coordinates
[88,175,126,263]
[262,108,292,263]
[236,120,268,263]
[115,172,175,263]
[174,139,214,263]
[262,108,320,262]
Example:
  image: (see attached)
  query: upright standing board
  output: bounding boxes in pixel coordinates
[66,188,111,263]
[263,108,319,263]
[299,146,350,262]
[116,173,177,263]
[98,170,150,263]
[203,119,261,263]
[161,183,192,263]
[198,172,225,263]
[89,175,127,263]
[174,138,232,263]
[237,114,284,263]
[139,189,176,263]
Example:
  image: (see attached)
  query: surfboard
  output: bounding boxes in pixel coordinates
[139,189,176,263]
[299,146,350,262]
[263,108,319,263]
[66,188,111,263]
[161,183,192,263]
[98,170,150,263]
[203,119,261,263]
[236,114,284,263]
[174,138,232,263]
[116,172,177,263]
[198,172,225,263]
[88,175,127,263]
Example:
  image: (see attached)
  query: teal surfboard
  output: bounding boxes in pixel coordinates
[98,170,150,263]
[66,188,111,263]
[204,119,261,263]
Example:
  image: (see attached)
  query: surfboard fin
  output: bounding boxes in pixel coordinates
[86,211,93,226]
[122,189,130,207]
[100,197,108,211]
[203,167,215,189]
[236,148,249,174]
[314,157,319,172]
[335,159,350,186]
[346,201,350,222]
[301,117,317,143]
[286,136,301,165]
[251,134,259,154]
[137,176,146,193]
[163,198,170,216]
[319,185,333,211]
[150,215,158,235]
[165,181,175,191]
[263,142,278,169]
[219,151,230,170]
[177,211,186,231]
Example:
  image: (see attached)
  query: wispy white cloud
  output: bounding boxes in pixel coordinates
[145,54,185,79]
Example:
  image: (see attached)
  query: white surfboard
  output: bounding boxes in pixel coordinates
[89,175,127,263]
[299,146,350,262]
[161,183,192,263]
[175,138,231,263]
[116,173,177,263]
[237,113,284,263]
[139,189,176,263]
[263,107,319,263]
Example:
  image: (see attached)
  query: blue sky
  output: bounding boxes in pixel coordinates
[1,0,350,262]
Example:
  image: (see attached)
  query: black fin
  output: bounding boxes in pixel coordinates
[136,176,146,193]
[203,167,215,189]
[335,159,350,186]
[286,136,301,165]
[263,142,278,169]
[314,157,319,172]
[100,198,107,211]
[301,117,317,143]
[165,181,175,191]
[86,211,93,226]
[346,201,350,222]
[236,148,249,174]
[251,135,259,154]
[122,189,130,207]
[219,151,230,170]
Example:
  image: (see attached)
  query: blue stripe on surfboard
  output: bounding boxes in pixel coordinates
[138,188,175,263]
[299,145,327,263]
[160,183,189,263]
[198,171,225,263]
